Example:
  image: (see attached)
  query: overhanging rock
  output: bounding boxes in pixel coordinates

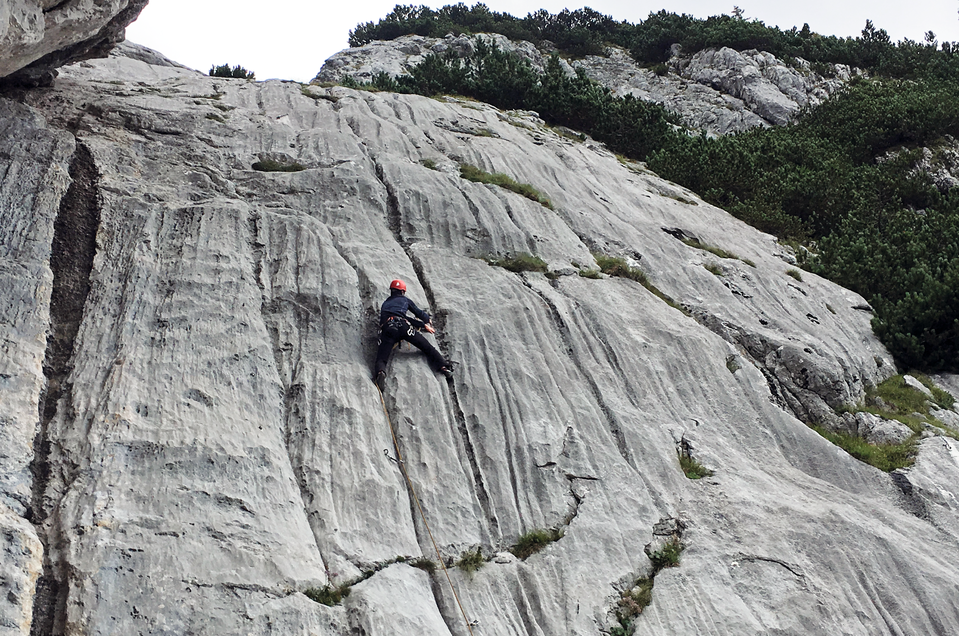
[0,0,148,86]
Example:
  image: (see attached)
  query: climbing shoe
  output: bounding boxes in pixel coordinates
[372,371,386,390]
[440,366,453,379]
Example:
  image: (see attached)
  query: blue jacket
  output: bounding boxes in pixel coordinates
[380,292,431,329]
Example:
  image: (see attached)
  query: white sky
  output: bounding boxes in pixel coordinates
[125,1,959,82]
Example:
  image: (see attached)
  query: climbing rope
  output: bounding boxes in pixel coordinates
[377,385,476,636]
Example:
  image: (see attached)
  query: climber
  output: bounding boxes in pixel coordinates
[373,279,452,388]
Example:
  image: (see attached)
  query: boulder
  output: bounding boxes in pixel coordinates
[903,374,934,399]
[842,411,915,445]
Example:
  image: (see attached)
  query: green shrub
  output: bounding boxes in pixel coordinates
[510,528,563,559]
[304,584,351,606]
[252,159,306,172]
[647,539,683,571]
[421,158,438,170]
[209,63,254,79]
[611,537,684,631]
[678,452,714,479]
[578,268,602,279]
[613,576,653,633]
[459,164,553,208]
[704,263,724,277]
[483,252,548,273]
[786,268,803,282]
[456,547,485,574]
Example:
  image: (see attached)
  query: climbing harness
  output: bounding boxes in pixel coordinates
[376,385,476,636]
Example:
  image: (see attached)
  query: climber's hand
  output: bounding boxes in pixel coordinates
[423,323,436,334]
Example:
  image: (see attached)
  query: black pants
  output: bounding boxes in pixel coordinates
[374,322,447,377]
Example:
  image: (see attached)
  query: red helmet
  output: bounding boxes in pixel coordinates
[390,279,407,292]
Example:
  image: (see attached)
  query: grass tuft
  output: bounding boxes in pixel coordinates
[459,164,553,209]
[593,253,689,315]
[304,584,351,606]
[910,373,955,410]
[594,254,648,284]
[613,577,653,635]
[703,263,724,277]
[680,237,754,265]
[483,252,548,273]
[455,547,485,574]
[647,539,683,571]
[786,268,804,282]
[810,425,918,471]
[678,452,714,479]
[613,538,684,633]
[510,528,563,560]
[725,355,742,374]
[865,373,955,420]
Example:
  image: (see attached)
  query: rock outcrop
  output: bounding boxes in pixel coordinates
[1,46,959,636]
[0,0,148,86]
[316,34,853,135]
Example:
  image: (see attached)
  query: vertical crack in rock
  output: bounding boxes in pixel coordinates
[563,473,596,521]
[371,155,500,538]
[524,281,636,470]
[245,210,327,560]
[30,142,100,636]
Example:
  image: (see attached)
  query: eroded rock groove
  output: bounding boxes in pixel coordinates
[524,280,636,469]
[30,141,100,636]
[371,154,500,540]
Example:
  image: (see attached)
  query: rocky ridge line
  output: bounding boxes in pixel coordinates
[315,33,854,135]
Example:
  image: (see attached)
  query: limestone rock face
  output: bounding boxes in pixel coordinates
[0,0,148,85]
[317,35,852,135]
[1,52,959,636]
[674,47,848,126]
[0,504,42,636]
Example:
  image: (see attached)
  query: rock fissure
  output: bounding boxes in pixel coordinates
[370,149,500,541]
[523,280,635,470]
[244,209,327,569]
[562,475,588,527]
[736,555,806,580]
[30,140,101,636]
[408,251,500,539]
